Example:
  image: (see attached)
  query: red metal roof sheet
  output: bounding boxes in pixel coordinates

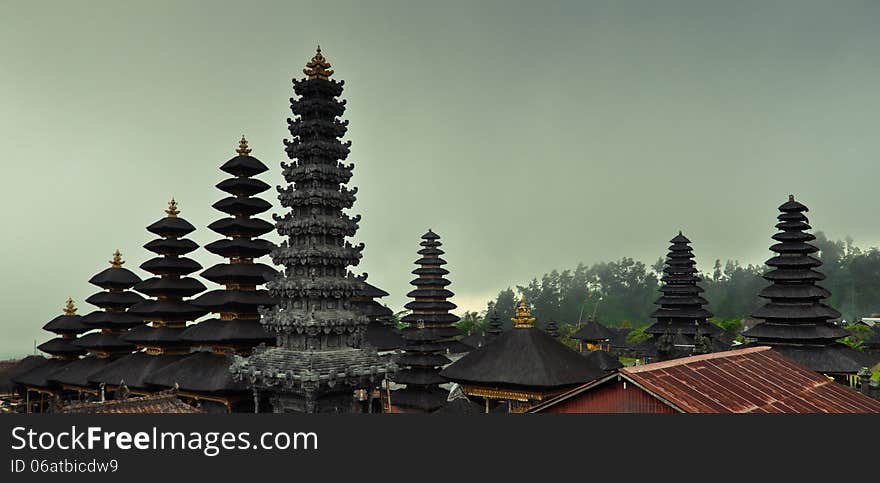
[620,346,880,413]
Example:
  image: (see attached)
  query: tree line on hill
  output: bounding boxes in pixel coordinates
[452,232,880,342]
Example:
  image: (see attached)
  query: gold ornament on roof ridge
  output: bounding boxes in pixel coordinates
[512,298,536,329]
[236,135,252,156]
[63,297,77,316]
[110,249,124,268]
[304,45,334,80]
[165,197,180,217]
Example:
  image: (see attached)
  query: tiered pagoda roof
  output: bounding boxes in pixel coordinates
[13,299,90,392]
[76,250,145,356]
[91,200,208,391]
[392,230,461,412]
[743,195,870,375]
[145,138,277,410]
[646,232,720,360]
[486,310,504,339]
[463,310,505,349]
[441,299,606,409]
[583,349,623,372]
[355,282,404,352]
[231,48,393,413]
[48,252,148,392]
[39,298,90,358]
[545,320,560,338]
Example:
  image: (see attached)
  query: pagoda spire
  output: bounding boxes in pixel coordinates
[303,45,333,80]
[646,231,719,360]
[165,197,180,217]
[391,229,461,413]
[231,51,393,413]
[545,319,560,338]
[109,249,124,268]
[486,309,504,338]
[512,298,536,329]
[743,195,868,379]
[63,297,77,315]
[236,135,252,156]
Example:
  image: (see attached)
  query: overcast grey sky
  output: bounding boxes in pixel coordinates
[3,1,880,357]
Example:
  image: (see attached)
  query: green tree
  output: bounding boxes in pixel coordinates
[455,311,486,336]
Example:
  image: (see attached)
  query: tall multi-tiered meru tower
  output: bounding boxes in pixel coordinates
[231,47,395,413]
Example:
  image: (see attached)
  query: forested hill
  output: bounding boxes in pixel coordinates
[478,232,880,330]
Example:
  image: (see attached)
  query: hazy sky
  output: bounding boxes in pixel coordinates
[3,1,880,357]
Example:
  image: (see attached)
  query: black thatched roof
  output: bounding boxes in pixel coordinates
[84,291,146,310]
[37,338,87,357]
[441,327,606,390]
[208,217,274,238]
[200,263,277,286]
[434,397,484,414]
[391,386,449,412]
[179,318,273,345]
[608,327,632,349]
[765,343,873,375]
[88,266,142,290]
[204,238,274,259]
[358,282,389,298]
[80,311,145,329]
[139,258,203,277]
[144,238,199,256]
[42,313,90,334]
[12,358,69,389]
[121,325,190,347]
[74,332,135,353]
[583,350,624,371]
[191,289,276,313]
[220,153,269,177]
[46,356,116,388]
[126,300,207,322]
[147,216,195,238]
[216,177,270,197]
[461,332,487,349]
[571,319,614,341]
[87,353,188,389]
[144,352,248,393]
[2,356,48,393]
[365,323,404,351]
[438,340,473,354]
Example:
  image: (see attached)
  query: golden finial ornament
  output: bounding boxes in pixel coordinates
[63,297,77,316]
[303,45,334,80]
[236,135,252,156]
[165,197,180,218]
[109,249,124,268]
[512,297,536,329]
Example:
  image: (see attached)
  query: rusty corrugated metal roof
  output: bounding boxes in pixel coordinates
[621,346,880,413]
[56,391,203,414]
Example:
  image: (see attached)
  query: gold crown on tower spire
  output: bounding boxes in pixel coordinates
[236,135,251,156]
[165,197,180,217]
[303,45,334,80]
[512,297,536,329]
[63,297,77,316]
[110,249,124,268]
